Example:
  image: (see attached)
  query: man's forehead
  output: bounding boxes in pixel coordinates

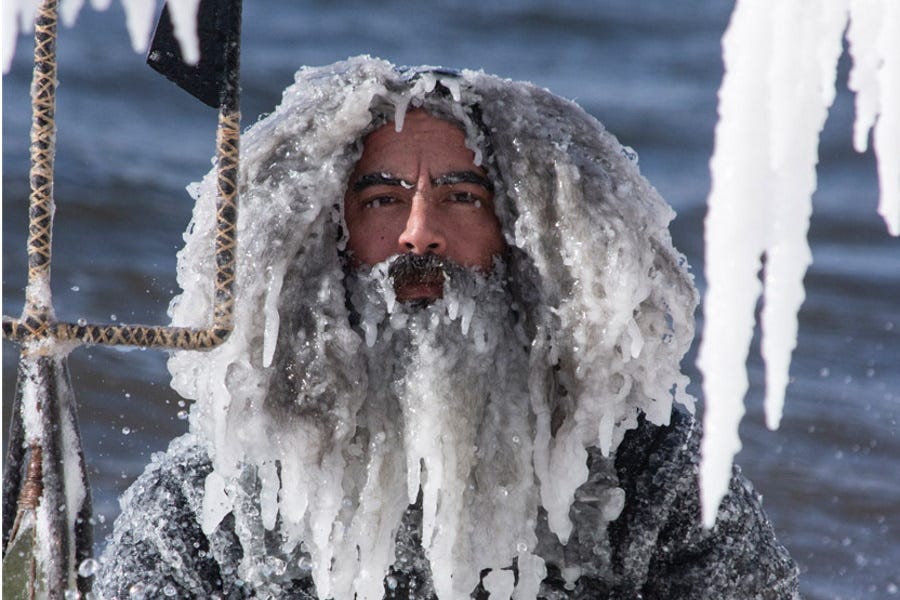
[360,112,468,152]
[348,110,488,185]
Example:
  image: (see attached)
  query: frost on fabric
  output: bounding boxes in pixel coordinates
[160,56,698,599]
[96,407,800,598]
[700,0,900,528]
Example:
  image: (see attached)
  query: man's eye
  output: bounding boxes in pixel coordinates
[450,192,482,207]
[364,196,395,209]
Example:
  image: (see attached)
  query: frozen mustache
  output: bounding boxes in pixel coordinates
[388,253,449,292]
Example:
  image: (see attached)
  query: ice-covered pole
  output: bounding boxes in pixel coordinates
[1,1,95,595]
[699,0,899,527]
[2,0,241,595]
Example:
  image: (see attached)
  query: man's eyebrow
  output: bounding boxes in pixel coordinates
[351,170,495,193]
[352,172,413,193]
[431,171,494,192]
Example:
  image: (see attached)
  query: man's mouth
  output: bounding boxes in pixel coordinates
[395,279,444,302]
[388,254,446,302]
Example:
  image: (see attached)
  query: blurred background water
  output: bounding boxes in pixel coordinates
[2,1,898,598]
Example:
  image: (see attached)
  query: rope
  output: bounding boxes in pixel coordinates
[3,97,240,353]
[2,0,242,596]
[25,0,59,320]
[18,446,42,512]
[214,108,240,331]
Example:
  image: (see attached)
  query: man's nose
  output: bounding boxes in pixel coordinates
[397,194,447,256]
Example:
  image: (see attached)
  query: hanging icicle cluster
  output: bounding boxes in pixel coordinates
[700,0,900,526]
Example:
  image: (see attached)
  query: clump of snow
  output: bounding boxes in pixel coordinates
[166,56,697,598]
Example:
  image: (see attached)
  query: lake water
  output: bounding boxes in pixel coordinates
[2,1,898,598]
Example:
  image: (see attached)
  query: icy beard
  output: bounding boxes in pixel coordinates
[340,254,543,599]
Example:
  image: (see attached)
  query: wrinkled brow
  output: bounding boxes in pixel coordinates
[352,172,412,193]
[431,171,494,193]
[352,170,494,194]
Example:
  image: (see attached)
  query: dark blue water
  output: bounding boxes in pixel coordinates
[3,2,898,598]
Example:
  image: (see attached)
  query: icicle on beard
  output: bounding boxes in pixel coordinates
[342,253,542,599]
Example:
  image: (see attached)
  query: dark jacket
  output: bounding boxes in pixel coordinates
[94,409,798,599]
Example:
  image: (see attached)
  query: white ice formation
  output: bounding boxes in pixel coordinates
[7,0,897,585]
[166,57,697,598]
[2,0,200,73]
[699,0,900,527]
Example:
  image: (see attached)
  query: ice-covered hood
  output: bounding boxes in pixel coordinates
[166,55,698,599]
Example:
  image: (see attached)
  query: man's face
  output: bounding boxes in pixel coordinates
[344,110,505,302]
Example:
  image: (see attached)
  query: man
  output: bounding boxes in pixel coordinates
[95,57,798,599]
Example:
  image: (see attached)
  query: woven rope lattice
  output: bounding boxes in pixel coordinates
[214,109,239,330]
[2,0,241,595]
[4,0,239,353]
[26,0,58,317]
[2,318,231,351]
[3,102,239,353]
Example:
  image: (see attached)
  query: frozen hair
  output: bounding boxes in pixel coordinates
[166,55,698,596]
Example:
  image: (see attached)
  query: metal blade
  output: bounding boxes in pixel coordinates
[147,0,242,108]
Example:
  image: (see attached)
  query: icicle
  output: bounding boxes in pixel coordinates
[167,0,201,65]
[483,570,515,599]
[393,96,411,132]
[512,553,546,600]
[847,0,883,154]
[438,75,462,102]
[700,0,848,525]
[5,0,202,71]
[762,0,846,430]
[848,0,900,235]
[700,0,897,526]
[60,0,83,27]
[258,461,279,530]
[120,0,155,53]
[200,471,231,535]
[872,2,899,234]
[626,318,643,359]
[262,263,286,368]
[699,0,775,528]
